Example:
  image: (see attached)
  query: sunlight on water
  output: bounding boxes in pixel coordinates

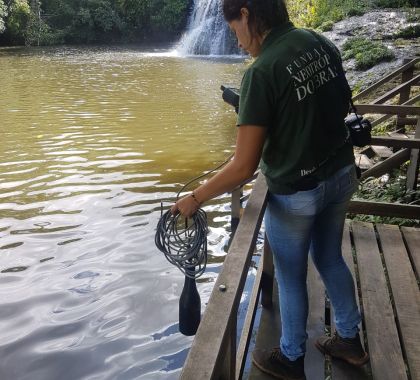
[0,45,248,379]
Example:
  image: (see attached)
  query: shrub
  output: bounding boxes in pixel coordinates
[319,20,334,31]
[393,24,420,39]
[342,37,395,70]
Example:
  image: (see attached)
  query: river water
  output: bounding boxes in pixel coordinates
[0,46,249,379]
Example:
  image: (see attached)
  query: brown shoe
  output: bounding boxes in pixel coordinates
[252,347,306,380]
[315,332,369,366]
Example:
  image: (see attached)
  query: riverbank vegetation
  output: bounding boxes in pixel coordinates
[288,0,417,29]
[0,0,418,46]
[0,0,191,46]
[342,38,395,70]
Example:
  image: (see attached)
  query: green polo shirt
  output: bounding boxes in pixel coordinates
[237,22,354,194]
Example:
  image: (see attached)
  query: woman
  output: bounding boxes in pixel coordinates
[171,1,369,379]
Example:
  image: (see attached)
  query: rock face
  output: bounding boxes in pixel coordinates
[323,9,419,89]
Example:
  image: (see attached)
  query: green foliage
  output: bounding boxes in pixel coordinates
[406,8,420,22]
[319,20,334,31]
[5,0,31,44]
[342,37,395,70]
[393,24,420,39]
[370,0,415,7]
[0,0,7,33]
[0,0,190,45]
[352,172,420,227]
[288,0,365,28]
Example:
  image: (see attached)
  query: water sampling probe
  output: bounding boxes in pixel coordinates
[154,84,239,336]
[154,155,233,336]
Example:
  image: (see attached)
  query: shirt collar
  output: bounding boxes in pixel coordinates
[260,21,296,54]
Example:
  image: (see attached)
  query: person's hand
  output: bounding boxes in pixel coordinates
[171,194,201,218]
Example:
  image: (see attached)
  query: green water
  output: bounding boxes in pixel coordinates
[0,46,246,379]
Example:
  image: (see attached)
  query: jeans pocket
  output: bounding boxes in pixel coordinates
[338,165,358,197]
[286,183,324,215]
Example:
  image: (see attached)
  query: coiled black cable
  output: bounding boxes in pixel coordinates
[155,208,208,278]
[155,154,233,279]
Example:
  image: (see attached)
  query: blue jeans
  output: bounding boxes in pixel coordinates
[264,164,361,361]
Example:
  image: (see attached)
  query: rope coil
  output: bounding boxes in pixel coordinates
[155,208,208,279]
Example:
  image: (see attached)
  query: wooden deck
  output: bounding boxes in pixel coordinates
[249,220,420,380]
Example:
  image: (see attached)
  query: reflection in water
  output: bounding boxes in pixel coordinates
[0,46,248,379]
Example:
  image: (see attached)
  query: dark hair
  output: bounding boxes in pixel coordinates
[223,0,289,38]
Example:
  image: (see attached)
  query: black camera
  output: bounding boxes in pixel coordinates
[344,113,372,147]
[220,85,240,114]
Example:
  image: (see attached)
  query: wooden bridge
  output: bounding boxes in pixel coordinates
[180,58,420,380]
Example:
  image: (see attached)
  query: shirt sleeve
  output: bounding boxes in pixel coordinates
[237,66,273,128]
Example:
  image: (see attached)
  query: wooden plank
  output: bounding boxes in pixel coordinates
[399,59,415,105]
[376,224,420,380]
[180,173,268,380]
[305,257,325,379]
[360,148,410,180]
[370,136,420,149]
[355,104,420,116]
[236,255,264,380]
[397,60,415,129]
[401,226,420,282]
[353,58,419,102]
[331,222,370,380]
[371,145,393,158]
[388,132,409,138]
[348,200,420,219]
[352,222,407,380]
[371,74,420,105]
[397,117,418,126]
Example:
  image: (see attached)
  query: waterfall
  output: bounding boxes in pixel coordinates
[177,0,241,56]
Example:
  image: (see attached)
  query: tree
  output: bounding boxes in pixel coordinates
[0,0,7,33]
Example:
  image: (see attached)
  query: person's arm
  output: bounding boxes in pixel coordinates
[171,125,266,217]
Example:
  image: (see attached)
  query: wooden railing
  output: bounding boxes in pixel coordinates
[180,58,420,380]
[180,173,270,379]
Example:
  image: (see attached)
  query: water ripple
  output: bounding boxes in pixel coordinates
[0,46,243,379]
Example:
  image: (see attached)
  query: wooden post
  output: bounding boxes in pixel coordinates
[406,117,420,192]
[231,187,242,234]
[397,59,415,131]
[261,234,274,308]
[220,318,237,379]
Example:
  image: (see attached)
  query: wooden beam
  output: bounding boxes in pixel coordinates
[360,148,410,180]
[397,59,416,130]
[397,117,418,126]
[235,256,263,380]
[348,200,420,219]
[355,104,420,116]
[370,136,420,149]
[353,58,419,102]
[180,173,268,380]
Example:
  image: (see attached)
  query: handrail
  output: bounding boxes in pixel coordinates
[353,57,419,102]
[180,173,268,379]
